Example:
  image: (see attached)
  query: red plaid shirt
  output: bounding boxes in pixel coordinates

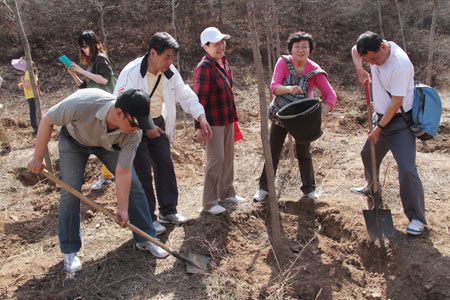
[194,54,238,129]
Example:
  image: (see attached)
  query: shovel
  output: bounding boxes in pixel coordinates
[362,81,394,239]
[40,169,210,274]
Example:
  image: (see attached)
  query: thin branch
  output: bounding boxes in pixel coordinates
[394,0,407,52]
[426,0,439,85]
[1,0,15,20]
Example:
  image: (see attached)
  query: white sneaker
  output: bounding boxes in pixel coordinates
[406,219,424,236]
[206,204,226,215]
[136,241,169,258]
[63,252,82,273]
[305,191,319,200]
[91,176,112,190]
[224,195,245,204]
[158,213,189,224]
[351,186,371,196]
[253,189,268,202]
[152,221,167,236]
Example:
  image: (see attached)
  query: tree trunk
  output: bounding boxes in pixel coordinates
[100,9,107,48]
[263,6,273,98]
[247,0,281,253]
[169,0,185,132]
[12,0,53,173]
[171,0,180,69]
[287,135,295,162]
[394,0,407,52]
[267,0,294,161]
[218,0,223,28]
[377,0,384,37]
[270,0,281,58]
[426,0,439,85]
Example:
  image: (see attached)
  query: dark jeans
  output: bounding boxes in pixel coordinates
[259,122,315,195]
[26,98,38,132]
[133,116,178,221]
[360,113,426,224]
[58,128,155,253]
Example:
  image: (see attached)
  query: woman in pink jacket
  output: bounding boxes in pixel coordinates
[253,31,337,202]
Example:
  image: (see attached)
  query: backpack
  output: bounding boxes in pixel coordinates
[268,55,326,126]
[401,84,442,140]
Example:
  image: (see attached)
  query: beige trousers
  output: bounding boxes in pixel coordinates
[203,124,236,209]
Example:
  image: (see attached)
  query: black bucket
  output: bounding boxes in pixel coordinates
[276,98,322,143]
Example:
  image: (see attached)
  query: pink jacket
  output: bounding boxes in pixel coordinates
[270,56,337,109]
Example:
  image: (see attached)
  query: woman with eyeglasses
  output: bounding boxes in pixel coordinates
[252,31,337,203]
[67,30,116,190]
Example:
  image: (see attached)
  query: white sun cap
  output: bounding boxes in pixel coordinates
[11,57,28,72]
[200,27,230,46]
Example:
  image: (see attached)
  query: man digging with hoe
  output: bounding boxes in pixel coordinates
[28,88,169,273]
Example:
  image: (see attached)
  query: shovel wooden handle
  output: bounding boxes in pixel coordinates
[40,169,206,272]
[364,81,381,195]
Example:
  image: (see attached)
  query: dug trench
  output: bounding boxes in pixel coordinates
[212,199,450,299]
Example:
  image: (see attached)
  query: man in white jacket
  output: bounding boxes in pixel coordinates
[114,32,212,235]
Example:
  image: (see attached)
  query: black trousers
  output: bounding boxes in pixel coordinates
[26,98,38,132]
[133,116,178,220]
[258,122,315,195]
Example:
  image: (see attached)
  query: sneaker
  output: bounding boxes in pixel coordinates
[152,221,167,236]
[136,241,169,258]
[305,191,319,200]
[63,252,82,273]
[224,195,245,204]
[406,219,424,236]
[253,189,268,202]
[205,204,226,215]
[91,176,112,190]
[350,186,371,196]
[158,213,189,225]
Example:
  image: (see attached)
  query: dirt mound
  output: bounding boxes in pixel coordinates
[13,167,44,186]
[417,121,450,154]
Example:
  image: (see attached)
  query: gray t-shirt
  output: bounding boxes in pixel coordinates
[46,88,142,169]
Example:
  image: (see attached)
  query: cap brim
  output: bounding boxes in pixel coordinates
[11,59,27,71]
[136,116,153,130]
[202,34,231,46]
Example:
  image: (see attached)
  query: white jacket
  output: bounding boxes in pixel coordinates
[114,54,205,142]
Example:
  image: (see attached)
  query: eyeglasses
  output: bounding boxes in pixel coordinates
[292,45,310,50]
[126,114,139,128]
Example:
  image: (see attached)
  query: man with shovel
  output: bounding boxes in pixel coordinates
[28,88,169,273]
[351,31,426,236]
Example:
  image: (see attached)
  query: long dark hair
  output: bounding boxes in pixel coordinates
[78,30,107,65]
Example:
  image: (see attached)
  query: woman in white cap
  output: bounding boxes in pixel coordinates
[11,57,40,135]
[193,27,245,215]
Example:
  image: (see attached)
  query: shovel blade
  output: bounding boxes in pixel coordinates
[186,252,210,274]
[363,208,395,239]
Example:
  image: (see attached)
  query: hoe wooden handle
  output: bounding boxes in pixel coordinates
[40,169,206,272]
